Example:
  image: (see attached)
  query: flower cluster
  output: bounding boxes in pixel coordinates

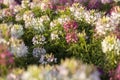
[31,15,50,33]
[32,47,46,58]
[39,53,57,64]
[10,24,24,38]
[9,38,28,57]
[95,6,120,36]
[23,14,50,33]
[69,3,102,24]
[21,0,30,8]
[109,63,120,80]
[64,20,78,43]
[32,34,46,46]
[6,59,100,80]
[50,15,70,40]
[101,34,120,55]
[23,10,34,28]
[0,23,28,57]
[0,0,120,79]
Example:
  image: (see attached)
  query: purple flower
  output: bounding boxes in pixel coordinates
[87,0,101,9]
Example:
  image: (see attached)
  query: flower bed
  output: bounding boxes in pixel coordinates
[0,0,120,80]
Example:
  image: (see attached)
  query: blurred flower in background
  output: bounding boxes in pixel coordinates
[101,0,113,4]
[6,59,100,80]
[109,63,120,80]
[0,43,14,66]
[88,0,101,9]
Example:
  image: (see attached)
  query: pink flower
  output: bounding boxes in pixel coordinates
[9,1,18,10]
[8,57,14,64]
[101,0,113,4]
[109,63,120,80]
[63,20,78,32]
[0,53,6,59]
[0,44,14,66]
[0,0,3,4]
[66,32,78,43]
[109,6,120,15]
[59,0,67,5]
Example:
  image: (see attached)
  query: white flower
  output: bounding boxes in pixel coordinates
[23,11,34,21]
[101,0,112,4]
[32,47,46,57]
[40,2,46,11]
[79,71,86,80]
[40,15,50,22]
[0,38,8,44]
[31,17,45,33]
[57,15,71,25]
[7,73,17,80]
[23,11,34,28]
[21,0,30,8]
[3,0,14,6]
[95,16,117,36]
[15,14,23,21]
[51,31,59,40]
[10,24,24,38]
[21,72,31,80]
[10,38,28,57]
[89,71,100,80]
[14,5,22,13]
[32,35,46,45]
[101,35,120,55]
[58,66,68,76]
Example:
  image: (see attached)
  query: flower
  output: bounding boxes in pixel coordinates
[63,20,78,43]
[2,8,13,17]
[13,5,22,13]
[51,31,59,40]
[57,15,71,25]
[0,44,14,66]
[101,0,113,4]
[21,0,30,8]
[32,47,46,58]
[87,0,101,9]
[7,59,100,80]
[50,19,60,29]
[95,16,118,36]
[9,38,28,57]
[101,34,120,55]
[2,0,14,6]
[66,32,78,43]
[109,63,120,80]
[10,24,24,38]
[32,35,46,45]
[63,20,78,32]
[23,11,34,28]
[30,15,50,33]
